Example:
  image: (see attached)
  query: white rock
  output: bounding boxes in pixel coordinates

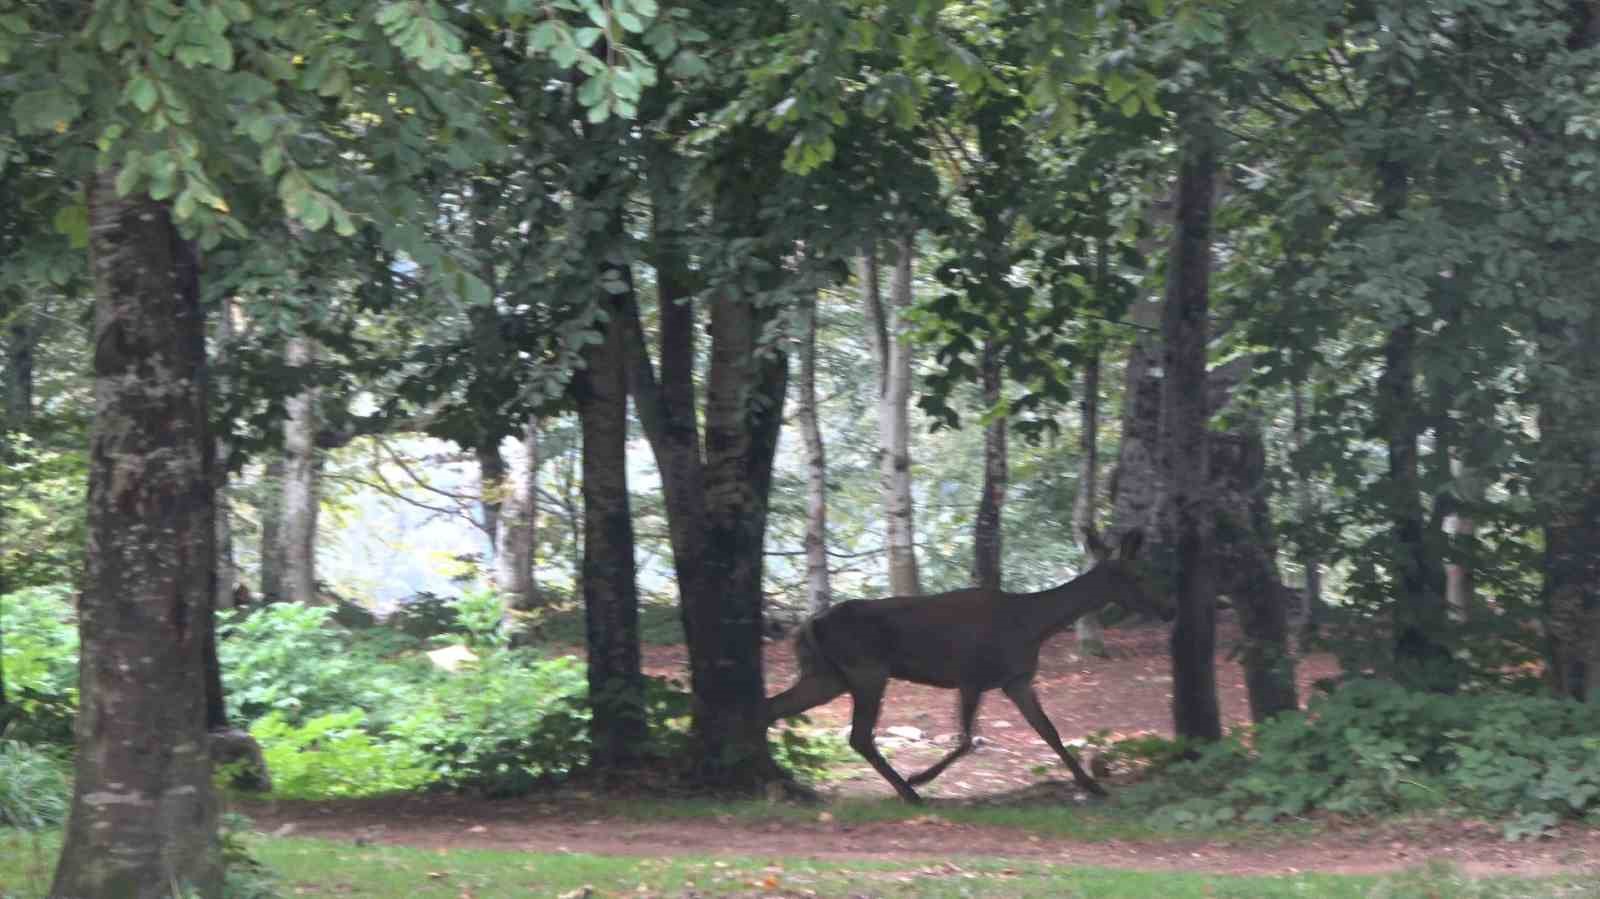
[885,725,924,741]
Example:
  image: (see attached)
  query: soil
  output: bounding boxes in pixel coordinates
[238,618,1600,879]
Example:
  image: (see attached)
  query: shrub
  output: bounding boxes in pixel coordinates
[1123,679,1600,839]
[390,650,590,797]
[218,603,406,725]
[0,740,71,829]
[248,711,432,800]
[0,585,79,745]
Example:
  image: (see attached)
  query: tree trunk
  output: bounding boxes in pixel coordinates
[1211,429,1299,722]
[864,237,921,596]
[576,273,646,769]
[1291,380,1322,638]
[52,171,220,898]
[258,457,285,602]
[213,297,237,612]
[494,419,540,612]
[281,335,320,605]
[1375,157,1451,690]
[972,341,1007,591]
[477,441,507,553]
[1162,109,1222,743]
[797,289,832,615]
[621,138,788,789]
[1074,342,1107,656]
[5,298,32,425]
[1536,0,1600,702]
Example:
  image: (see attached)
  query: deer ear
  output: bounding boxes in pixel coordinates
[1118,529,1144,561]
[1083,526,1110,563]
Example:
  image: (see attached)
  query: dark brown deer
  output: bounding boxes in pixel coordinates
[764,528,1171,803]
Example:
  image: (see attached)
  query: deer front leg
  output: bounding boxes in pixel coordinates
[1002,679,1107,797]
[847,678,923,804]
[907,686,981,787]
[765,670,847,726]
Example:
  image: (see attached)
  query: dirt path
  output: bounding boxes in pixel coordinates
[239,620,1600,878]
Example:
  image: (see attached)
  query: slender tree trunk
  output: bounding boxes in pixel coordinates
[1074,343,1107,656]
[477,442,507,553]
[864,237,921,596]
[1375,157,1450,690]
[797,289,832,614]
[213,297,237,612]
[258,457,285,602]
[1162,108,1222,743]
[1444,454,1476,621]
[1291,380,1322,638]
[281,335,320,605]
[494,419,540,612]
[972,341,1007,591]
[576,275,645,768]
[5,299,32,425]
[52,171,221,898]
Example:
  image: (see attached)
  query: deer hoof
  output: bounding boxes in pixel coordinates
[1080,779,1109,798]
[899,789,925,805]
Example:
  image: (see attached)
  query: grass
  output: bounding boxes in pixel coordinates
[3,829,1596,898]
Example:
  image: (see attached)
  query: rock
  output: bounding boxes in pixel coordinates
[209,728,271,793]
[885,725,924,741]
[426,644,479,672]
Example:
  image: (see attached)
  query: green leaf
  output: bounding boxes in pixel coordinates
[128,76,160,113]
[52,203,89,249]
[11,87,82,134]
[575,26,602,49]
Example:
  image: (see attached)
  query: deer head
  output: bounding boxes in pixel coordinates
[1083,527,1174,622]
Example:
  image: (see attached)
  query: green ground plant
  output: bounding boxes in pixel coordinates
[0,741,69,830]
[1118,679,1600,839]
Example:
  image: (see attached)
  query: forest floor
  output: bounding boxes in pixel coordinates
[239,616,1600,879]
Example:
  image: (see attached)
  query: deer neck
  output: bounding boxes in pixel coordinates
[1022,570,1114,637]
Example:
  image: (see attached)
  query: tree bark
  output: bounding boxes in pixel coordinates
[620,136,788,789]
[576,273,646,768]
[1074,342,1107,656]
[1375,157,1450,690]
[477,441,507,552]
[5,298,32,425]
[1210,429,1299,722]
[864,237,921,596]
[972,341,1007,591]
[1291,380,1322,638]
[1162,109,1222,743]
[52,171,220,898]
[213,297,237,612]
[797,289,832,614]
[494,420,540,612]
[258,457,286,602]
[281,335,320,605]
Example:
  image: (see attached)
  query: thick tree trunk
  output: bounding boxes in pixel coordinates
[213,297,237,612]
[1375,158,1451,690]
[281,335,320,605]
[1162,111,1222,743]
[52,172,220,898]
[576,274,646,768]
[1074,343,1107,656]
[797,289,832,614]
[864,238,921,596]
[258,457,285,602]
[494,420,540,612]
[1211,429,1299,722]
[621,139,788,789]
[972,341,1007,591]
[477,441,507,552]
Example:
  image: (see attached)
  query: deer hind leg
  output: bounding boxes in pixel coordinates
[1003,679,1107,797]
[907,686,981,787]
[847,674,923,803]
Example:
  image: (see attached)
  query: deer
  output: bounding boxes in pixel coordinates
[764,528,1173,803]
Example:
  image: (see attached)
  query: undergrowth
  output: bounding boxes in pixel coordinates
[1114,678,1600,840]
